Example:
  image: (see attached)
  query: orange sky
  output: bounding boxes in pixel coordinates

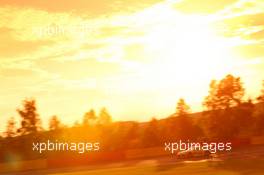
[0,0,264,131]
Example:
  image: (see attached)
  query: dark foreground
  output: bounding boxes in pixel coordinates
[2,145,264,175]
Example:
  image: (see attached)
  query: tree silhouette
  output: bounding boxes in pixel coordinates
[203,74,252,139]
[255,81,264,134]
[174,98,196,140]
[257,81,264,102]
[176,98,190,117]
[125,122,140,148]
[97,107,112,125]
[142,118,161,147]
[255,108,264,135]
[17,99,41,135]
[49,115,61,130]
[4,117,16,137]
[83,109,97,126]
[204,74,244,110]
[73,120,81,127]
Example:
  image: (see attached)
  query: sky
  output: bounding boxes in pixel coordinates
[0,0,264,130]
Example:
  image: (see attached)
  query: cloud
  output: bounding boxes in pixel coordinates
[249,29,264,40]
[95,26,131,38]
[80,43,107,50]
[214,13,264,43]
[218,0,264,17]
[233,43,264,59]
[0,28,54,58]
[0,67,36,77]
[212,1,264,45]
[223,13,264,28]
[173,0,238,14]
[34,58,122,79]
[0,0,162,16]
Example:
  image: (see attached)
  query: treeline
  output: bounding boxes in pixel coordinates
[0,74,264,162]
[2,103,113,138]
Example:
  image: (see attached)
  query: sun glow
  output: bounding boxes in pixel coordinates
[144,23,232,77]
[118,4,237,97]
[98,4,242,118]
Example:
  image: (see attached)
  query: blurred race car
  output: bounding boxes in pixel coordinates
[177,149,212,159]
